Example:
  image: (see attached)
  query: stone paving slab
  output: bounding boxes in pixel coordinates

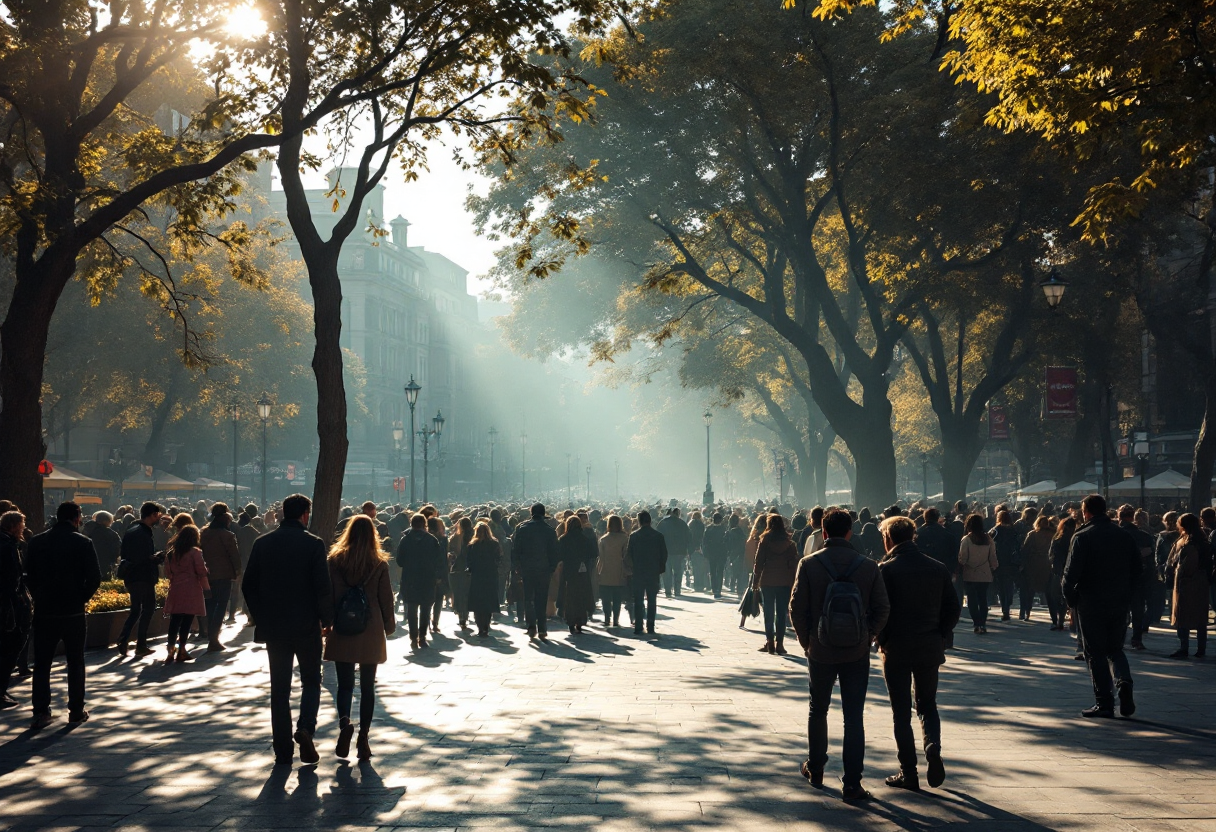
[1,596,1213,831]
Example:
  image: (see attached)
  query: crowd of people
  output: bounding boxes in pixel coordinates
[0,489,1212,799]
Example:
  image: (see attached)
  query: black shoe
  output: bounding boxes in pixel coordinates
[1081,704,1114,719]
[294,729,319,765]
[0,693,17,710]
[134,645,155,657]
[538,631,549,641]
[1117,684,1136,718]
[841,785,873,802]
[30,712,53,731]
[800,760,823,787]
[925,743,945,788]
[1168,649,1190,659]
[634,627,643,635]
[1130,641,1145,650]
[1073,653,1086,661]
[526,625,537,638]
[1001,613,1011,621]
[884,772,919,791]
[1196,650,1206,658]
[68,710,89,724]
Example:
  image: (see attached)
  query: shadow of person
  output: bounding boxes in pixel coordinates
[256,764,293,801]
[647,633,705,652]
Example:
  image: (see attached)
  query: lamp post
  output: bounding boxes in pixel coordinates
[520,432,528,500]
[921,451,929,504]
[776,454,786,503]
[257,393,272,508]
[1134,431,1150,510]
[432,410,445,502]
[488,427,497,498]
[586,463,592,503]
[392,420,404,476]
[702,409,715,505]
[229,401,240,506]
[414,410,444,504]
[404,376,421,505]
[1040,268,1069,309]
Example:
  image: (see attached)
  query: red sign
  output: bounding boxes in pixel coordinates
[286,463,296,481]
[393,477,404,492]
[988,404,1010,440]
[1045,366,1078,419]
[37,460,53,476]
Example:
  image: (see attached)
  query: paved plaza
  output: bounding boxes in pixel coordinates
[0,596,1213,832]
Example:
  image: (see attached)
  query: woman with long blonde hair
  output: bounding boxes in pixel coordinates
[324,515,395,760]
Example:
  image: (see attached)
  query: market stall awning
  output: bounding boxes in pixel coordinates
[193,477,250,493]
[1016,480,1057,498]
[121,470,196,492]
[42,466,113,490]
[1057,481,1098,497]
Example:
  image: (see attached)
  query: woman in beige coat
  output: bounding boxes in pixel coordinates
[597,515,630,627]
[958,514,999,634]
[324,515,396,760]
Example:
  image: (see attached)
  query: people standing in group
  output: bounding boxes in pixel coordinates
[1165,513,1212,659]
[511,503,559,641]
[557,516,597,635]
[396,513,445,649]
[1062,494,1140,719]
[989,510,1021,621]
[657,508,690,598]
[752,513,799,655]
[876,516,960,791]
[958,515,997,634]
[324,515,395,760]
[242,494,334,766]
[1047,517,1076,630]
[162,523,209,664]
[0,511,31,710]
[597,515,630,627]
[25,502,102,729]
[116,502,164,657]
[626,510,667,636]
[465,521,503,637]
[789,508,890,802]
[199,503,240,652]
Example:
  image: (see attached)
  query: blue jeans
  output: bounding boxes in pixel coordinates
[807,656,870,788]
[761,585,791,640]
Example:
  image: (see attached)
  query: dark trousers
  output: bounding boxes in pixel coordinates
[227,580,244,620]
[633,579,659,631]
[1046,576,1066,626]
[1178,627,1208,655]
[473,609,492,634]
[964,581,989,625]
[600,585,626,623]
[334,661,376,729]
[708,558,726,598]
[32,615,86,715]
[0,627,30,697]
[882,661,940,775]
[994,571,1015,617]
[205,579,233,641]
[166,614,193,650]
[761,585,791,640]
[663,557,686,596]
[266,634,323,760]
[118,580,156,647]
[405,602,430,641]
[1017,574,1036,616]
[807,656,870,789]
[1076,606,1132,708]
[521,571,551,633]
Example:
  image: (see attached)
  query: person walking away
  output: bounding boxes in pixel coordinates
[1117,504,1156,650]
[324,515,395,759]
[1020,515,1054,621]
[1148,511,1178,635]
[241,494,334,766]
[1165,513,1212,658]
[597,515,630,627]
[199,504,240,651]
[719,515,745,600]
[466,521,502,637]
[116,502,165,657]
[449,516,474,630]
[702,512,727,595]
[740,514,766,614]
[24,502,101,729]
[958,515,998,634]
[799,507,825,557]
[558,516,597,635]
[626,511,667,636]
[752,513,799,655]
[428,516,450,634]
[915,508,963,611]
[989,510,1021,621]
[232,506,261,624]
[688,510,706,592]
[875,516,961,791]
[1047,517,1076,630]
[86,512,122,578]
[396,513,444,649]
[162,524,209,663]
[657,508,690,598]
[511,504,559,640]
[1062,494,1141,719]
[789,508,890,802]
[0,511,32,709]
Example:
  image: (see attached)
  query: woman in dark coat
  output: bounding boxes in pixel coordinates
[465,521,502,637]
[558,516,596,635]
[427,516,449,634]
[1046,517,1076,630]
[751,513,799,655]
[1167,513,1212,658]
[449,516,473,630]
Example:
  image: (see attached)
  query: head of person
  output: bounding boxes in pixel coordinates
[1,510,25,539]
[1200,507,1216,529]
[458,516,474,540]
[760,512,789,543]
[965,514,988,544]
[1178,512,1206,547]
[858,507,871,524]
[1054,516,1076,540]
[280,493,311,525]
[93,511,114,529]
[670,507,680,519]
[171,513,195,533]
[531,502,546,520]
[728,514,740,529]
[884,504,903,519]
[329,514,386,576]
[210,502,231,526]
[637,510,652,526]
[471,520,497,544]
[361,500,378,518]
[880,515,916,552]
[923,507,940,526]
[1162,510,1178,531]
[607,514,624,534]
[822,508,852,540]
[170,523,201,560]
[1081,494,1107,522]
[810,506,825,529]
[995,509,1013,526]
[1031,514,1052,533]
[1117,504,1135,524]
[712,511,723,525]
[1021,506,1038,524]
[427,516,446,537]
[410,512,427,530]
[140,501,164,525]
[562,515,583,538]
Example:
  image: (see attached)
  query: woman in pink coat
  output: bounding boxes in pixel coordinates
[163,524,209,663]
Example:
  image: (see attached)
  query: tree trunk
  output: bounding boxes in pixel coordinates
[303,251,349,544]
[939,419,984,504]
[1189,374,1216,511]
[848,411,898,512]
[1063,377,1103,486]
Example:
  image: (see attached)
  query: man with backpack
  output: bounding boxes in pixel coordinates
[789,508,889,802]
[876,516,960,791]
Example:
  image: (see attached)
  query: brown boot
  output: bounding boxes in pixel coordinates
[356,729,372,760]
[758,639,774,654]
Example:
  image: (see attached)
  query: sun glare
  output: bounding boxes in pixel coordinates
[224,4,268,40]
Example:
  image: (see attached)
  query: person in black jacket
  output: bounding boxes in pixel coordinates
[241,494,333,766]
[657,509,690,598]
[116,502,164,657]
[396,513,445,648]
[511,503,559,640]
[1117,504,1156,650]
[1063,494,1142,719]
[915,508,963,611]
[0,511,32,709]
[877,517,961,791]
[25,502,101,729]
[626,511,668,636]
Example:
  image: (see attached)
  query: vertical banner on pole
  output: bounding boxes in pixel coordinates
[1045,367,1079,419]
[988,404,1010,440]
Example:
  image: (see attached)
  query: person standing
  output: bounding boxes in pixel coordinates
[958,515,998,634]
[1047,517,1076,630]
[789,508,890,802]
[511,504,559,640]
[1117,505,1156,650]
[396,513,444,649]
[86,512,123,578]
[199,503,240,652]
[0,511,32,709]
[989,510,1021,621]
[752,513,799,655]
[626,510,667,636]
[1020,515,1055,621]
[558,516,597,635]
[596,515,630,627]
[116,502,164,657]
[162,524,209,664]
[915,508,962,610]
[702,512,727,594]
[875,516,960,791]
[449,516,474,630]
[232,506,262,624]
[657,508,690,598]
[1165,513,1211,659]
[1062,494,1141,719]
[324,515,395,760]
[24,502,101,729]
[465,521,503,638]
[719,515,745,601]
[241,494,333,766]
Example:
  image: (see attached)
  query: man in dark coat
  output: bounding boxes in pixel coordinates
[915,508,963,609]
[511,503,559,639]
[657,508,690,597]
[0,510,31,709]
[116,501,164,656]
[24,502,101,729]
[242,494,333,766]
[199,503,241,651]
[232,507,262,623]
[396,512,445,647]
[877,517,961,791]
[626,510,668,635]
[1063,494,1142,719]
[1117,504,1156,650]
[86,512,122,578]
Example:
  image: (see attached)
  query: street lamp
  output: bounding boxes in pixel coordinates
[1040,268,1069,309]
[432,410,445,502]
[586,463,592,503]
[392,420,404,479]
[257,393,272,508]
[520,432,528,500]
[229,401,240,506]
[404,375,421,505]
[921,451,929,504]
[1134,431,1150,510]
[702,409,715,505]
[488,427,498,499]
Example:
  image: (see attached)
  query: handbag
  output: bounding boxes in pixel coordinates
[737,585,761,619]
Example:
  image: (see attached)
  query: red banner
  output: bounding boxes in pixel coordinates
[1045,366,1079,419]
[988,404,1009,440]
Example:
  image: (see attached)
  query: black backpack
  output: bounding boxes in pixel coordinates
[333,571,374,637]
[815,553,867,649]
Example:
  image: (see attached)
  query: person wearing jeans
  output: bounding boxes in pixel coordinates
[199,504,241,652]
[958,515,998,634]
[396,512,445,649]
[510,504,559,639]
[752,514,799,655]
[117,502,165,656]
[789,508,890,802]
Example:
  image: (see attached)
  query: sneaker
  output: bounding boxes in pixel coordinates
[1081,704,1114,719]
[925,743,945,788]
[800,760,824,787]
[841,785,873,803]
[68,710,89,724]
[294,729,320,765]
[884,772,919,791]
[1117,684,1136,718]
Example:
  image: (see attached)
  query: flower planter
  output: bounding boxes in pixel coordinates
[77,607,170,650]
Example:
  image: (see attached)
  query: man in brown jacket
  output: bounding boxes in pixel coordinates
[199,503,241,652]
[789,508,890,802]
